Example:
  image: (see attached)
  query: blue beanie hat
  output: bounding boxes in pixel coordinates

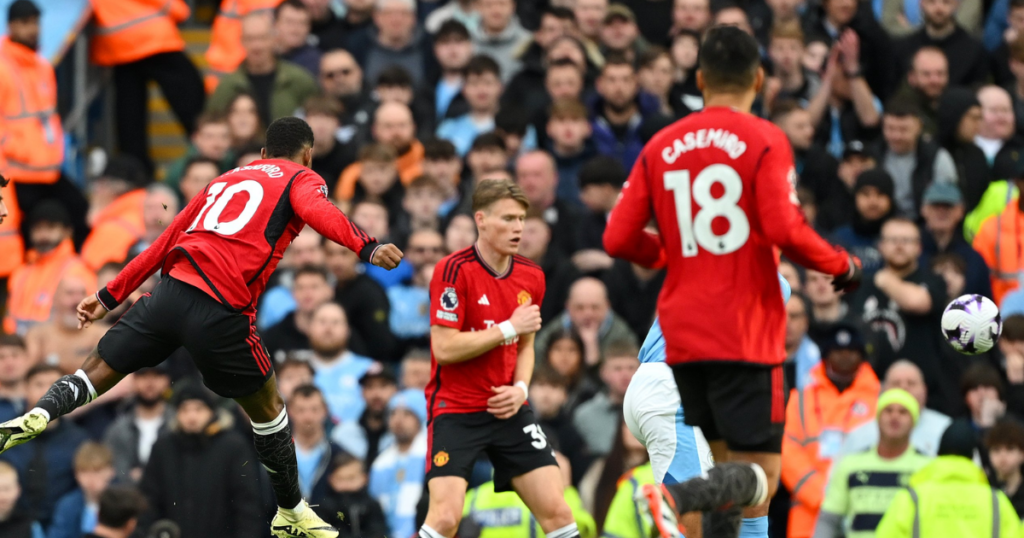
[389,389,428,425]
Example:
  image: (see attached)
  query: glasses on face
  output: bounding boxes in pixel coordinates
[322,68,354,79]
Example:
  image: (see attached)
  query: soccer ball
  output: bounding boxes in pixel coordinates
[941,294,1002,355]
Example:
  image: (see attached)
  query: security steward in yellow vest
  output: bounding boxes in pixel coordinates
[463,480,597,538]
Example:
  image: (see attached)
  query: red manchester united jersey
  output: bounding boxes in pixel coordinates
[427,246,546,417]
[603,107,850,366]
[97,159,379,313]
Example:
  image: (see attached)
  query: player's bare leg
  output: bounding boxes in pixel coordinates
[512,465,580,537]
[422,476,469,537]
[235,375,338,538]
[0,348,125,453]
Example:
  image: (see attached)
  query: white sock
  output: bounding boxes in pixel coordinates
[252,408,289,436]
[75,369,98,401]
[419,525,445,538]
[279,499,306,518]
[28,407,50,422]
[546,522,579,538]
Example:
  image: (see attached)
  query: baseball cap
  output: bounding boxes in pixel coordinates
[842,140,869,160]
[922,182,963,206]
[359,361,397,386]
[604,4,636,24]
[8,0,40,22]
[821,322,866,355]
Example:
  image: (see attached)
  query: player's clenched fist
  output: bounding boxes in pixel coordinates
[509,300,542,335]
[371,244,404,270]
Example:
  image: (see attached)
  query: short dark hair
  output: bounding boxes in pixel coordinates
[769,99,805,124]
[542,5,576,22]
[469,132,507,153]
[961,362,1005,400]
[1004,314,1024,342]
[531,365,569,388]
[987,419,1024,450]
[698,25,761,92]
[600,53,634,75]
[304,94,344,118]
[929,252,966,277]
[884,97,922,119]
[183,156,220,176]
[274,0,307,18]
[604,342,640,361]
[0,334,25,350]
[495,107,528,137]
[376,66,414,89]
[264,117,314,159]
[293,264,331,283]
[638,46,670,71]
[407,175,444,194]
[423,138,458,161]
[329,451,362,473]
[276,358,315,377]
[548,57,583,75]
[25,363,61,383]
[466,55,502,79]
[97,262,125,276]
[97,486,147,529]
[436,19,471,42]
[579,156,626,189]
[291,383,327,405]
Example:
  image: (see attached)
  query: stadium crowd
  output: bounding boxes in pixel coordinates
[10,0,1024,535]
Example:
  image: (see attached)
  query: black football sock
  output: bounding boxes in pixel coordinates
[664,463,760,515]
[252,408,303,510]
[32,370,97,421]
[703,506,743,538]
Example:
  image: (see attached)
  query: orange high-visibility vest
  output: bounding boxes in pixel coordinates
[90,0,190,66]
[81,189,147,271]
[205,0,282,92]
[0,38,64,184]
[973,208,1024,306]
[4,239,96,335]
[0,180,24,279]
[781,362,881,538]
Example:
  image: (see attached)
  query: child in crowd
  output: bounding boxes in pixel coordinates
[987,420,1024,517]
[547,99,595,206]
[352,144,404,220]
[464,132,509,185]
[421,139,469,218]
[437,55,504,155]
[164,112,234,189]
[393,176,445,247]
[316,453,388,538]
[49,442,116,538]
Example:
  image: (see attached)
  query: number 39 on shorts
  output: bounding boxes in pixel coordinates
[664,164,750,257]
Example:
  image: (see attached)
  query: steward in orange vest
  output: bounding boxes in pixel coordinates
[1,1,90,246]
[4,200,95,335]
[781,323,882,538]
[90,0,205,173]
[205,0,283,92]
[0,174,24,286]
[80,156,149,271]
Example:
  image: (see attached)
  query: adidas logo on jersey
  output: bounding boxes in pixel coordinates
[478,295,490,305]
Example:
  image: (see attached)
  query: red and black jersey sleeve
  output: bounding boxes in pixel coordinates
[290,171,381,262]
[430,249,473,330]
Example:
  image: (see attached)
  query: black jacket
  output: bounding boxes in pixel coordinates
[0,514,37,538]
[335,274,398,362]
[803,2,894,97]
[535,248,579,325]
[262,312,310,363]
[314,488,388,538]
[602,259,665,340]
[139,424,263,538]
[894,26,989,90]
[936,87,990,211]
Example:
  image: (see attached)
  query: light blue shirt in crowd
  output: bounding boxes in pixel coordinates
[639,273,791,363]
[295,443,326,499]
[387,284,431,339]
[369,431,428,538]
[365,261,414,290]
[313,351,375,424]
[437,114,496,156]
[435,79,462,119]
[793,336,822,390]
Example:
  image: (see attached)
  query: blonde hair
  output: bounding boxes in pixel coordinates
[74,442,114,472]
[472,179,529,212]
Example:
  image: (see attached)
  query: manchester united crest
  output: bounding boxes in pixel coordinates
[517,290,531,305]
[433,451,449,467]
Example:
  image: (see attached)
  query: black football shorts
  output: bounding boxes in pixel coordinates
[426,406,558,492]
[97,275,274,398]
[672,361,786,453]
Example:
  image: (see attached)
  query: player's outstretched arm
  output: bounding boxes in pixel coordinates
[431,301,542,365]
[603,155,664,267]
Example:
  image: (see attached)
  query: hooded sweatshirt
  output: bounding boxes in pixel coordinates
[830,169,896,274]
[472,18,532,83]
[936,87,990,211]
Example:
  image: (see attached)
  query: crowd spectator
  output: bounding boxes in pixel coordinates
[263,265,335,362]
[138,384,261,538]
[259,227,327,329]
[177,158,219,205]
[207,13,319,127]
[572,344,638,457]
[919,182,994,297]
[893,47,948,138]
[331,362,398,466]
[322,241,397,361]
[986,419,1024,516]
[306,95,353,187]
[399,349,432,390]
[781,323,881,538]
[0,336,28,422]
[535,277,637,367]
[935,87,990,211]
[786,294,822,391]
[387,230,443,349]
[24,276,103,375]
[580,418,647,522]
[276,358,315,403]
[288,385,346,505]
[103,366,172,483]
[308,303,375,424]
[79,157,148,273]
[162,113,234,193]
[590,56,669,170]
[318,49,373,141]
[0,460,41,537]
[515,150,580,256]
[830,169,895,275]
[274,0,321,76]
[472,0,531,81]
[975,85,1024,180]
[0,364,88,527]
[85,486,146,538]
[337,103,425,199]
[368,389,427,538]
[893,0,989,88]
[225,92,264,152]
[351,0,432,88]
[314,452,388,538]
[48,442,115,538]
[843,360,953,456]
[530,366,590,485]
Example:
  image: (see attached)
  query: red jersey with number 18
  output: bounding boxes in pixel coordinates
[603,107,851,366]
[427,245,546,417]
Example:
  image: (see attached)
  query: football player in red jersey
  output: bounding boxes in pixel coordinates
[419,180,579,538]
[0,118,404,538]
[603,27,862,538]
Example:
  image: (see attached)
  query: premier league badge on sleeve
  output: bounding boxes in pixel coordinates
[319,184,329,198]
[441,287,459,311]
